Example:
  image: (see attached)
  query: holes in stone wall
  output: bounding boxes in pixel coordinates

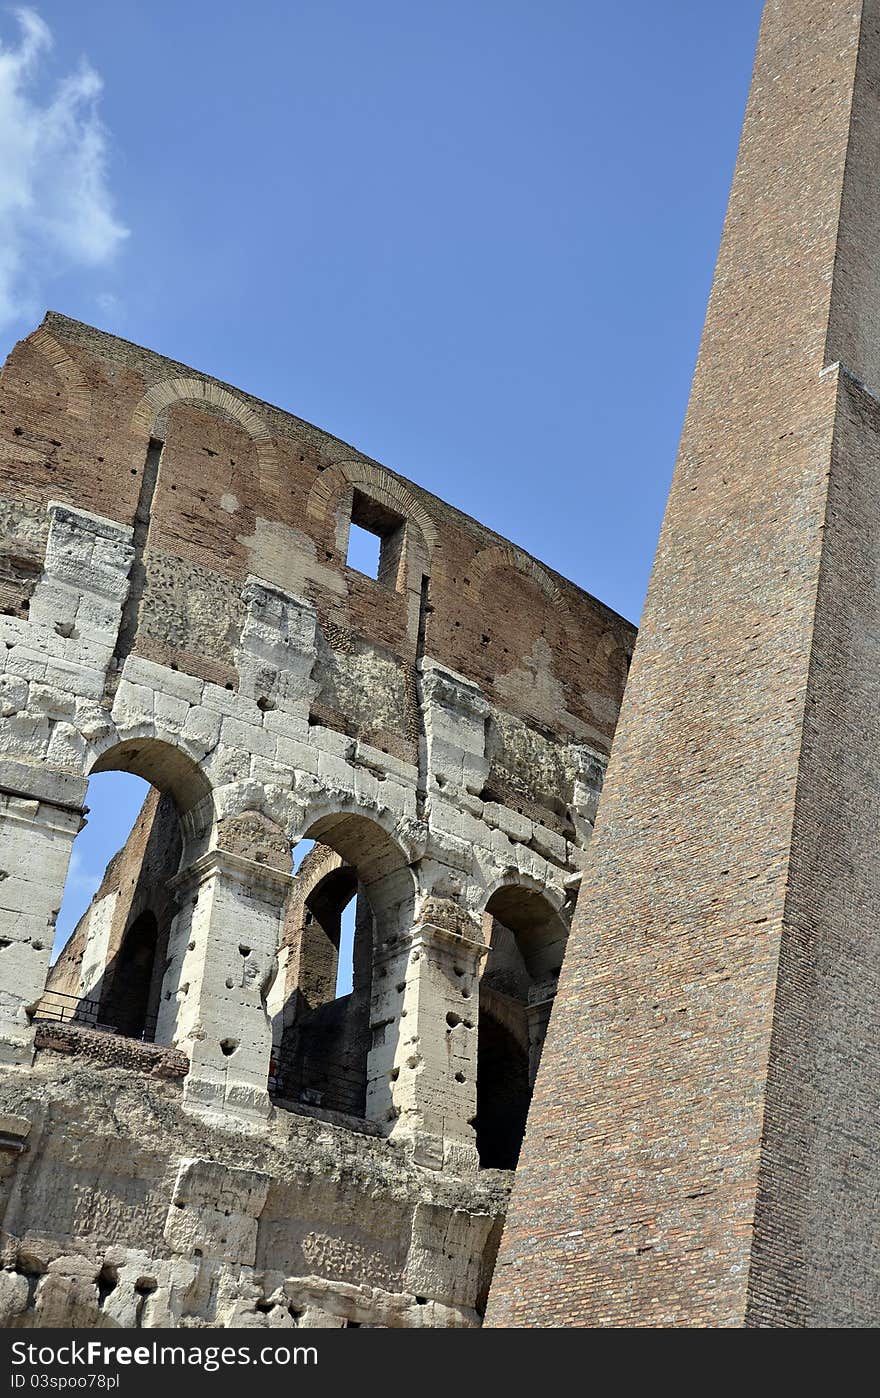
[96,1262,119,1306]
[133,1277,157,1329]
[15,1254,45,1311]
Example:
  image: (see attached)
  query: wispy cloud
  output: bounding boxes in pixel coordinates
[64,847,102,897]
[0,7,128,328]
[51,846,102,958]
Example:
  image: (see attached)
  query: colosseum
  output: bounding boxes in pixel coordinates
[0,311,633,1328]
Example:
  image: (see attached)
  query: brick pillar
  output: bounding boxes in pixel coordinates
[0,767,85,1065]
[161,849,292,1124]
[488,0,880,1328]
[367,899,487,1168]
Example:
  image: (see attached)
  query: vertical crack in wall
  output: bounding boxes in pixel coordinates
[108,437,164,694]
[414,573,431,821]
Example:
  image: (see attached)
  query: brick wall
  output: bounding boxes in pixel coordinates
[487,0,880,1328]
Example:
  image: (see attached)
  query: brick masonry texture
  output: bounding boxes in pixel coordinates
[486,0,880,1328]
[33,1024,189,1078]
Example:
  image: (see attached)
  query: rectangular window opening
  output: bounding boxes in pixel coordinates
[345,490,406,587]
[346,521,382,579]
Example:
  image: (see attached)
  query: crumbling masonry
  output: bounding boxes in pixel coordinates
[0,313,633,1327]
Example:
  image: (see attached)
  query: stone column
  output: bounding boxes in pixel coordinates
[419,659,489,796]
[569,745,606,846]
[367,898,487,1169]
[0,765,85,1065]
[160,849,293,1124]
[236,577,318,722]
[29,500,135,685]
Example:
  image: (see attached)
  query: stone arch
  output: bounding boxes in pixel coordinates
[294,804,417,929]
[478,866,568,916]
[455,543,578,640]
[271,841,369,1115]
[130,376,278,470]
[307,458,438,559]
[90,735,214,852]
[469,854,570,928]
[288,787,420,861]
[481,882,569,982]
[270,808,416,1119]
[238,781,425,874]
[25,326,91,420]
[294,854,361,1002]
[44,737,212,1046]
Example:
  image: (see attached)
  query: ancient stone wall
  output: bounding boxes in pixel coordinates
[0,1052,507,1329]
[0,314,633,1327]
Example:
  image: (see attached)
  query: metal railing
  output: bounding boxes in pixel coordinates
[33,988,158,1043]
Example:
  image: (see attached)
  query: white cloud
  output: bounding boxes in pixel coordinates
[63,847,101,897]
[0,7,128,327]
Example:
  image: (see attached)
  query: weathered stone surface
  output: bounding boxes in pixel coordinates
[0,1053,509,1328]
[33,1023,189,1078]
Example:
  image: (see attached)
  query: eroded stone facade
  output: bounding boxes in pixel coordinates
[0,315,633,1327]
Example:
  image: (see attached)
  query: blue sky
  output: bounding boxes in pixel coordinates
[0,3,765,961]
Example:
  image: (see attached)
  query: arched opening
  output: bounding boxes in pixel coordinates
[38,739,211,1046]
[270,811,414,1121]
[475,1011,530,1171]
[476,884,570,1169]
